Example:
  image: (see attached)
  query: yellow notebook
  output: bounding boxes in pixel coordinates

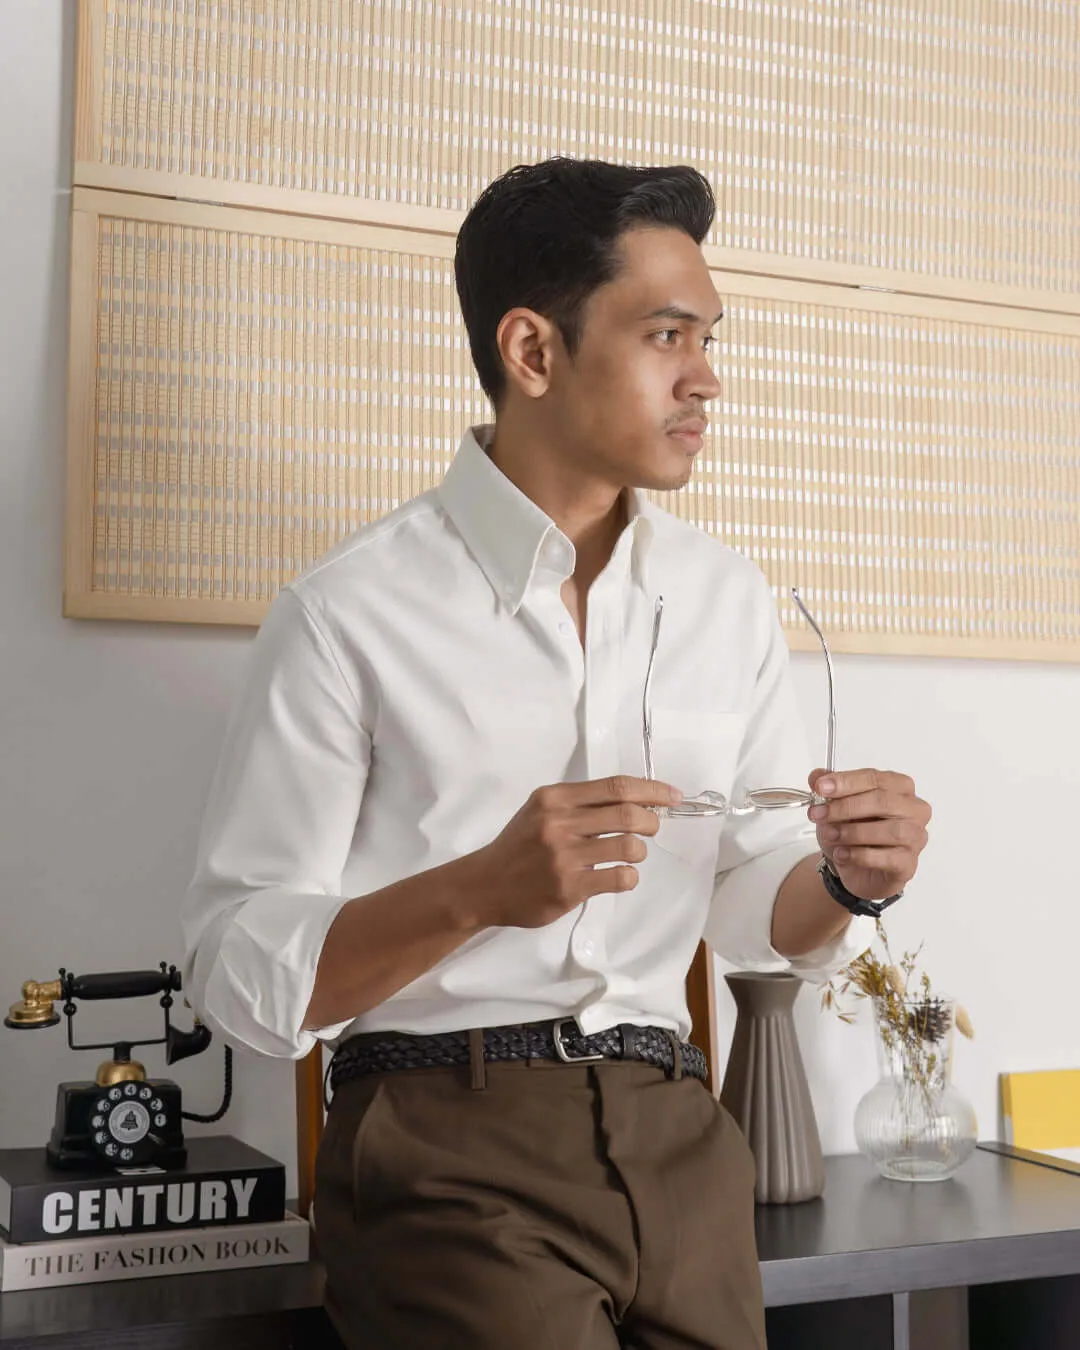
[1000,1070,1080,1150]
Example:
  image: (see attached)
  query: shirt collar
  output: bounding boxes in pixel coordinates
[438,425,654,614]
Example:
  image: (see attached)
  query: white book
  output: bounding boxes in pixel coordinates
[0,1209,310,1291]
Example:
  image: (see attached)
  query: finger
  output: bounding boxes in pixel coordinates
[819,819,927,850]
[544,776,683,811]
[579,864,639,899]
[575,802,662,839]
[811,768,916,800]
[831,845,912,875]
[810,788,923,825]
[573,834,649,868]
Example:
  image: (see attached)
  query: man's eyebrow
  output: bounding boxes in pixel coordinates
[641,304,725,326]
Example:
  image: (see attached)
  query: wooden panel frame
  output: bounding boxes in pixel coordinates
[73,163,1080,327]
[62,189,459,625]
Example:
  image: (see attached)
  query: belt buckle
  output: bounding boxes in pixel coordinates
[552,1018,605,1064]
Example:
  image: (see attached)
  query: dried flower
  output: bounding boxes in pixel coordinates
[821,921,970,1105]
[885,964,907,996]
[905,996,952,1045]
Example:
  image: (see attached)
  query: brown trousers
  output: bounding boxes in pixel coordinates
[315,1055,767,1350]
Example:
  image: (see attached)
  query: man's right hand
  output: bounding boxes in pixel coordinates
[303,775,684,1030]
[464,776,684,930]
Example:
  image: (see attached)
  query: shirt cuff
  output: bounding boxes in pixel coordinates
[782,912,877,984]
[704,838,875,982]
[192,888,353,1059]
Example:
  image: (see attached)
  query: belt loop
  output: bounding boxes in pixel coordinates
[468,1027,487,1090]
[667,1031,683,1082]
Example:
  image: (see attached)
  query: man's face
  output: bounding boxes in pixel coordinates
[548,226,724,492]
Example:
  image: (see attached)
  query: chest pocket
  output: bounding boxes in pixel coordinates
[648,709,746,867]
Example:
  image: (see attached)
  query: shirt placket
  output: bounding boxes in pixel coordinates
[567,567,628,982]
[526,535,584,684]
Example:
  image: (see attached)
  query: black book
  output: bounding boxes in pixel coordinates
[0,1135,285,1245]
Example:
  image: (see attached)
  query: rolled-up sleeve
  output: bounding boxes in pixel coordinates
[182,587,371,1058]
[704,576,874,980]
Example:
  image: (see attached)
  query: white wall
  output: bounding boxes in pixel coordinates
[3,5,1078,1194]
[0,3,296,1186]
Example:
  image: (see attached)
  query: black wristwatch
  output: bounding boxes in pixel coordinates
[817,855,904,919]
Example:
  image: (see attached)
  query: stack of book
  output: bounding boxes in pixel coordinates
[0,1135,309,1290]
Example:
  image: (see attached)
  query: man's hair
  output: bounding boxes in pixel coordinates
[454,158,716,403]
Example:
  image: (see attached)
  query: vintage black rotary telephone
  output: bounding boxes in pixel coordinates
[5,963,232,1171]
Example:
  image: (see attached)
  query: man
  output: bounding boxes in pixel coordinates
[183,159,931,1350]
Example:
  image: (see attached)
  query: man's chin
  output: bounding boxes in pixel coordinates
[639,463,696,494]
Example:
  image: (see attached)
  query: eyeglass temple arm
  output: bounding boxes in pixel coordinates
[642,596,664,780]
[790,587,836,775]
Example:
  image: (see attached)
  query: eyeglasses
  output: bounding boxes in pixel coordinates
[643,586,835,818]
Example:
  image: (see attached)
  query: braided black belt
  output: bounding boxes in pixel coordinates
[329,1018,707,1091]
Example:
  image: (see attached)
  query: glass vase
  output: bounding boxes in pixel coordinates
[854,996,977,1182]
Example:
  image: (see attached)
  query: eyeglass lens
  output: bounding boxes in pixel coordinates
[644,587,835,818]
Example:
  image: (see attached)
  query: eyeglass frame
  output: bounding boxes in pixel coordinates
[642,586,835,818]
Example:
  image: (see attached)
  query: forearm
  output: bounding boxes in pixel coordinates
[770,851,851,958]
[302,853,487,1031]
[301,775,679,1033]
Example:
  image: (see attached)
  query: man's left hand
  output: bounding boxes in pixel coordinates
[807,768,931,902]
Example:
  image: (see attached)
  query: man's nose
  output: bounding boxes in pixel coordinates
[678,348,722,402]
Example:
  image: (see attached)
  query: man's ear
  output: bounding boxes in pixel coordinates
[495,308,559,400]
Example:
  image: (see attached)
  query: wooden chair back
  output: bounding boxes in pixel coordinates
[295,939,720,1219]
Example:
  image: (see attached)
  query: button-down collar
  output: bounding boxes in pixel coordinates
[439,425,653,614]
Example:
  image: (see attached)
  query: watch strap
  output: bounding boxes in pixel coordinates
[817,855,903,919]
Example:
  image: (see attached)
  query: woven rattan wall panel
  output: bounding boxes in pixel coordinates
[77,0,1080,309]
[698,294,1080,658]
[65,193,483,623]
[65,192,1080,659]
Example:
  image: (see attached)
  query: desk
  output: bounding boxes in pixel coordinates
[2,1147,1078,1349]
[758,1145,1080,1349]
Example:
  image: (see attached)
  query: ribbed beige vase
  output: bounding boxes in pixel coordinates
[719,972,825,1205]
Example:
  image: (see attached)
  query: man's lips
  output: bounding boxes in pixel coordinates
[667,419,708,438]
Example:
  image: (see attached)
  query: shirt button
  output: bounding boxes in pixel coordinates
[558,620,572,635]
[580,940,595,959]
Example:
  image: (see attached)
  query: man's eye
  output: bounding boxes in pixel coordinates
[702,334,716,352]
[655,329,679,346]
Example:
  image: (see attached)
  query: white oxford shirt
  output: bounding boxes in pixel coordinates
[183,427,871,1058]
